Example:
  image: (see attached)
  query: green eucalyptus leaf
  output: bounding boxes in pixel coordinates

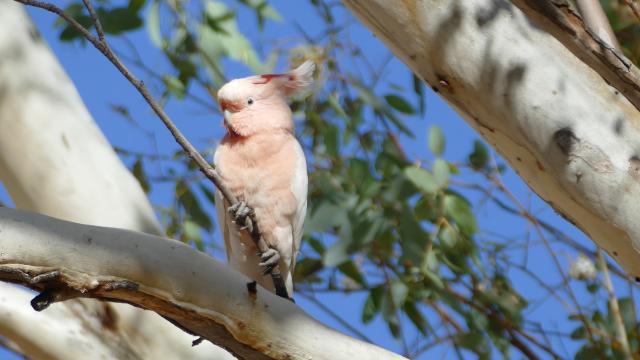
[433,158,450,189]
[200,1,265,73]
[384,94,415,114]
[415,195,437,222]
[183,220,203,251]
[444,194,477,237]
[294,258,324,280]
[575,346,603,360]
[421,249,438,273]
[97,7,143,35]
[382,292,401,338]
[423,268,444,290]
[306,201,345,234]
[439,224,459,249]
[328,94,349,121]
[390,280,409,307]
[398,209,429,267]
[362,285,384,323]
[128,0,146,12]
[403,301,428,334]
[570,326,587,340]
[469,140,489,170]
[146,1,162,47]
[199,184,217,205]
[456,332,486,351]
[323,238,350,267]
[428,125,445,155]
[176,180,212,231]
[132,158,150,193]
[404,167,439,194]
[338,261,367,286]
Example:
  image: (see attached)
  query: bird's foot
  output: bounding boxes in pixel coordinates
[228,201,254,231]
[259,248,281,275]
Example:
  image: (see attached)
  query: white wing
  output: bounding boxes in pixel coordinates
[290,139,308,270]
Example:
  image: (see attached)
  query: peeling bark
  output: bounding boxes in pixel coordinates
[342,0,640,277]
[0,208,405,360]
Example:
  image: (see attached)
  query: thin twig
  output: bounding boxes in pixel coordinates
[507,329,541,360]
[80,0,103,41]
[454,177,633,282]
[597,248,632,359]
[15,0,290,299]
[444,285,562,359]
[486,155,597,346]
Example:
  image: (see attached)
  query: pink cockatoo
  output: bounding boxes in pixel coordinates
[214,61,314,297]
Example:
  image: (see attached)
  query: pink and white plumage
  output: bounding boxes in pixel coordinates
[214,61,314,296]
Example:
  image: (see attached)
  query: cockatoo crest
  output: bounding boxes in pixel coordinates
[217,61,315,137]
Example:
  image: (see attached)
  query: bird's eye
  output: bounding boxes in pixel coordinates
[247,97,254,105]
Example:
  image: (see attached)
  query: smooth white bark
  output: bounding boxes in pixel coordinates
[0,2,231,359]
[0,283,141,360]
[0,207,405,360]
[0,1,160,234]
[343,0,640,278]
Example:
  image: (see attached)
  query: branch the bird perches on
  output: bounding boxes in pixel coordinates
[13,0,290,300]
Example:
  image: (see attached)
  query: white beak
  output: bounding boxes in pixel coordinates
[224,109,233,121]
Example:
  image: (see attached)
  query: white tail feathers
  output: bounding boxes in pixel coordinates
[283,60,315,95]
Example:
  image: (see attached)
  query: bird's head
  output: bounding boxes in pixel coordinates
[217,60,315,137]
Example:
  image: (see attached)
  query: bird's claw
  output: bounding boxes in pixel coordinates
[228,201,253,230]
[259,248,280,275]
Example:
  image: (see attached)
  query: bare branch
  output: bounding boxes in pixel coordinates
[12,0,289,299]
[80,0,104,42]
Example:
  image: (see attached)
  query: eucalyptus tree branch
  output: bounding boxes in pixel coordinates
[12,0,289,299]
[0,208,405,360]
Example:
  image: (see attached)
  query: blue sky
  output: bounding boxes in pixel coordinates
[0,1,630,359]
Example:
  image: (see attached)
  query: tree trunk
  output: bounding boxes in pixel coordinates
[343,0,640,279]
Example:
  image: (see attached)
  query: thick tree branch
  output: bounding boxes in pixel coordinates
[0,208,404,360]
[342,0,640,282]
[12,0,289,299]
